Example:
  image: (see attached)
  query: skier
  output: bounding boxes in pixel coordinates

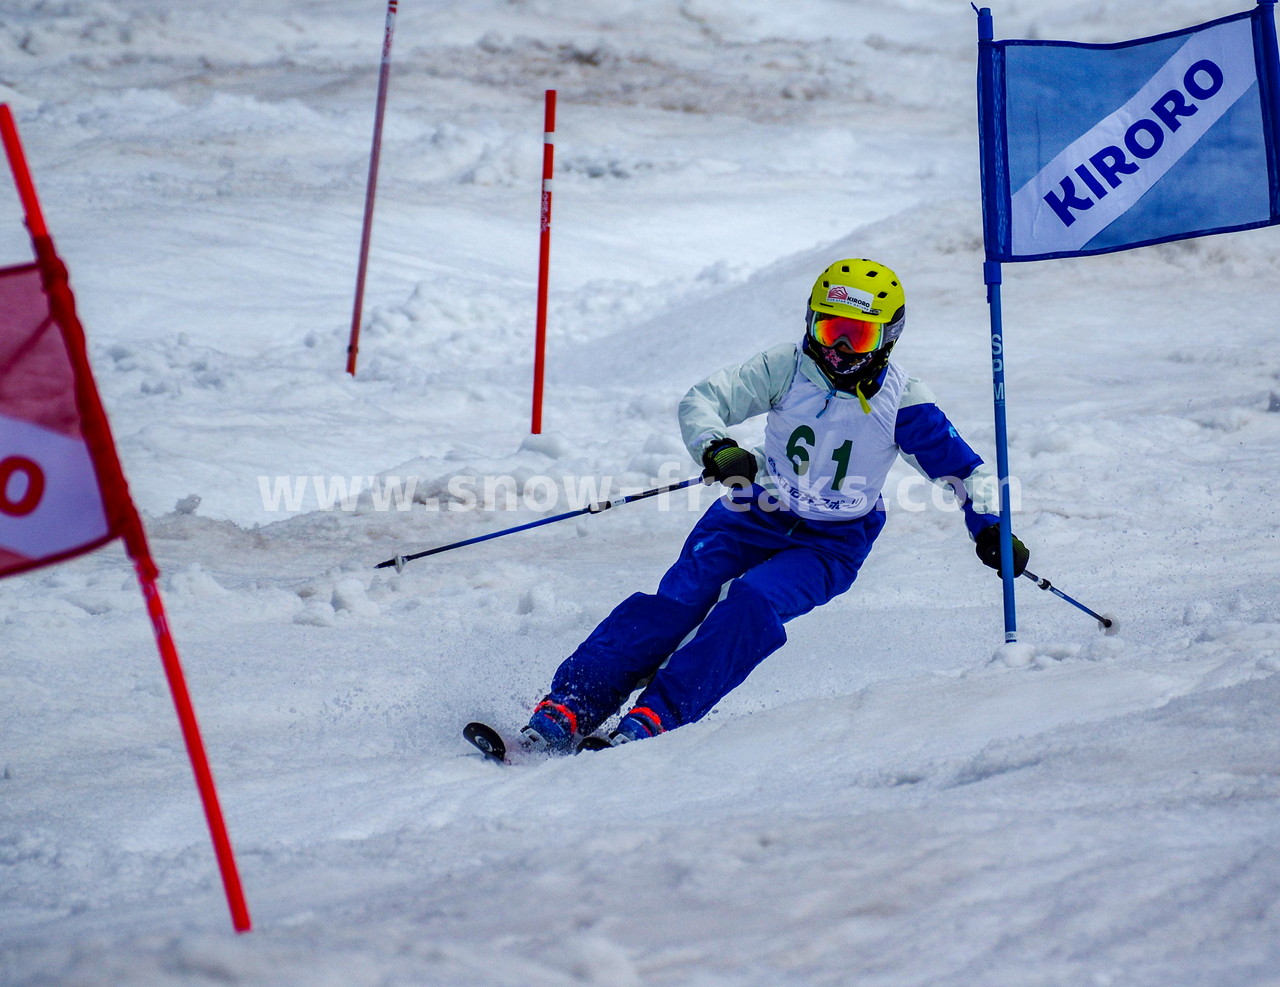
[523,258,1029,750]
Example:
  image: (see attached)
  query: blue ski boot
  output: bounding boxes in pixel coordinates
[608,706,665,746]
[519,699,579,754]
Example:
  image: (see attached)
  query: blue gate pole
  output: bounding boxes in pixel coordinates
[976,5,1018,642]
[985,261,1018,643]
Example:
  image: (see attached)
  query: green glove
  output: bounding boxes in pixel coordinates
[701,439,758,487]
[975,524,1029,577]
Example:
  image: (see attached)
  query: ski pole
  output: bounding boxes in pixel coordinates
[375,475,706,571]
[1021,569,1118,634]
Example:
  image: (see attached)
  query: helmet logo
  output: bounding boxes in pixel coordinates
[824,284,878,314]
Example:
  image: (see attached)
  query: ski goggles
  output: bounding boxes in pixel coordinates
[811,313,885,353]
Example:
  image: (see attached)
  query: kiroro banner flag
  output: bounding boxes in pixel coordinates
[978,5,1280,262]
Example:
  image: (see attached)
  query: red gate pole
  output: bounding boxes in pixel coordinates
[0,104,252,934]
[347,0,401,376]
[130,543,253,934]
[530,89,557,434]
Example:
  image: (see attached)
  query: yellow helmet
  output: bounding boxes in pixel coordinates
[808,258,905,323]
[803,258,906,391]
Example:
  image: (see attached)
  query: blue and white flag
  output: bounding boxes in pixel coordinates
[978,6,1280,262]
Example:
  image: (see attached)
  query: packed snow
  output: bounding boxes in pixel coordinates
[3,0,1280,983]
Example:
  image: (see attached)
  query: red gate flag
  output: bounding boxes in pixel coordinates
[0,104,252,933]
[0,256,118,572]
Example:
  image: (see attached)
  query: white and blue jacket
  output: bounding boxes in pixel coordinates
[679,341,1000,537]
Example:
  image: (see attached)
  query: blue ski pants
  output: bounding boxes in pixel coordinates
[547,492,885,734]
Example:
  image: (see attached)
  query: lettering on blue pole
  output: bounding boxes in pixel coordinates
[991,333,1006,403]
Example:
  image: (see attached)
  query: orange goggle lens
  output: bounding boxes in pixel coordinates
[811,314,884,353]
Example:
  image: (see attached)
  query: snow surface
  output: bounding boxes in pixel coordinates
[3,0,1280,983]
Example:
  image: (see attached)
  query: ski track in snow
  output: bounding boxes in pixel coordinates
[2,1,1280,984]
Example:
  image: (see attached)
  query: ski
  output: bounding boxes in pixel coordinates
[463,721,613,762]
[463,721,508,763]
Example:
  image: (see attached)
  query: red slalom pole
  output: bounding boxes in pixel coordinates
[0,110,43,238]
[347,0,400,376]
[1,104,252,934]
[132,547,253,934]
[531,89,557,434]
